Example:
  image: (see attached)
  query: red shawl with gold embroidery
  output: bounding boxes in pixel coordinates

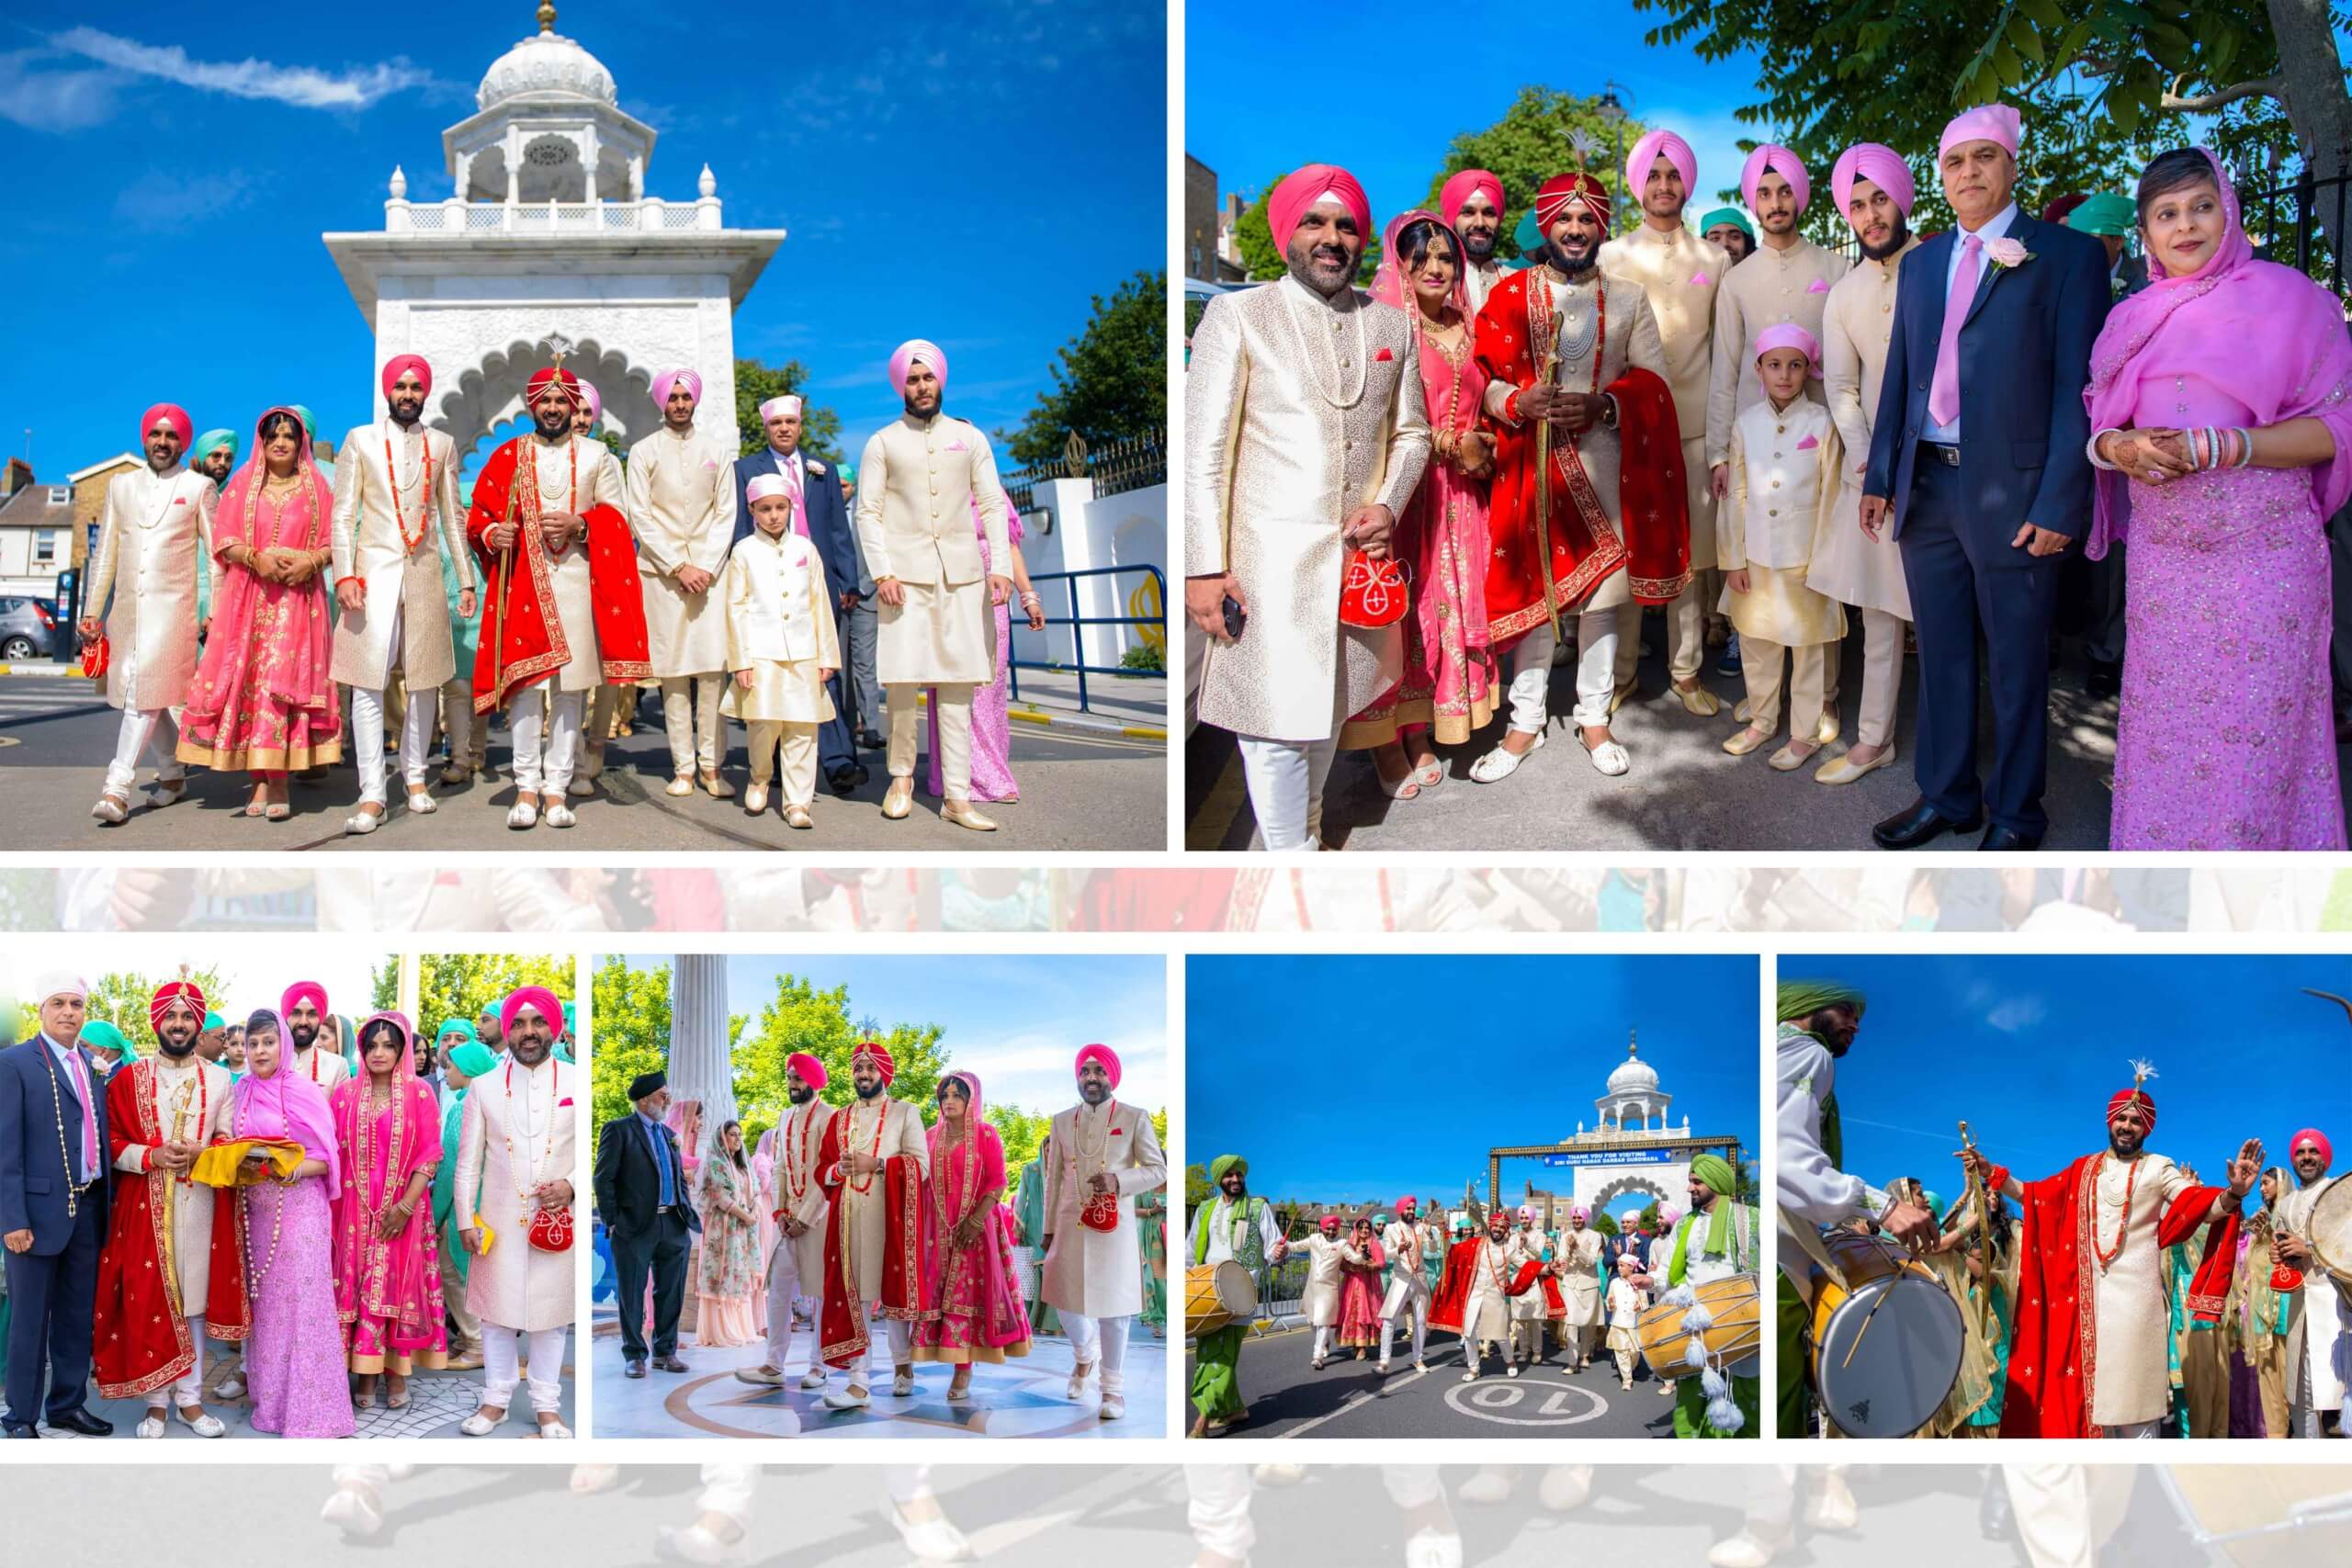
[816,1104,935,1371]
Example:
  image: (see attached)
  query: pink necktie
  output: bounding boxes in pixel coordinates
[784,457,808,537]
[1928,232,1982,428]
[69,1050,96,1179]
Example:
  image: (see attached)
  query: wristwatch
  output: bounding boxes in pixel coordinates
[1599,396,1621,432]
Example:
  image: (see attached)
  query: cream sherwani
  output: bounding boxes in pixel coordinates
[719,526,840,805]
[1457,1235,1514,1362]
[1557,1225,1606,1331]
[762,1098,831,1373]
[1505,1231,1548,1350]
[1705,236,1850,467]
[853,412,1012,800]
[1039,1097,1166,1319]
[2278,1174,2351,1420]
[627,423,736,776]
[1380,1220,1431,1317]
[86,461,217,795]
[289,1044,351,1094]
[1602,223,1730,636]
[1294,1235,1348,1329]
[109,1056,236,1343]
[453,1055,577,1336]
[820,1095,929,1304]
[513,435,624,799]
[1463,257,1506,318]
[1724,398,1846,739]
[2081,1152,2209,1428]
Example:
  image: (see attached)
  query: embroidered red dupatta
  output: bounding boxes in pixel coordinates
[816,1105,934,1371]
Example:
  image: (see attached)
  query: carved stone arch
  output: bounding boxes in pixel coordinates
[427,333,662,472]
[1589,1174,1672,1220]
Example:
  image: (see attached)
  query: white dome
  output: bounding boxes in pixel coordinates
[477,29,616,111]
[1606,1046,1658,1094]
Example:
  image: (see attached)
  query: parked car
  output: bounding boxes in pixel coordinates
[0,594,66,661]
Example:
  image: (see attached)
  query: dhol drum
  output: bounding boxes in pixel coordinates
[1806,1230,1963,1438]
[1637,1273,1761,1381]
[1186,1259,1258,1337]
[2160,1468,2352,1565]
[2306,1176,2352,1285]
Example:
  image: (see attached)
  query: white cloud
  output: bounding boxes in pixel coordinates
[111,168,256,233]
[1986,995,2048,1034]
[52,27,442,111]
[0,49,119,131]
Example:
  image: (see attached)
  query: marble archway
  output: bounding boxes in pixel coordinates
[427,333,665,473]
[1589,1173,1673,1220]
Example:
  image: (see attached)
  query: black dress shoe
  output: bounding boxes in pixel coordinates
[2086,659,2122,698]
[1871,796,1983,850]
[624,1358,647,1380]
[1978,825,2043,852]
[858,730,886,750]
[2,1422,36,1439]
[655,1354,689,1373]
[47,1407,113,1437]
[828,764,868,795]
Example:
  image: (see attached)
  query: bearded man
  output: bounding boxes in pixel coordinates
[1040,1043,1165,1421]
[2274,1126,2351,1436]
[1431,1208,1529,1382]
[277,980,350,1092]
[1441,167,1508,315]
[815,1041,930,1409]
[628,367,738,799]
[1377,1194,1434,1373]
[1186,1153,1286,1436]
[736,1053,831,1392]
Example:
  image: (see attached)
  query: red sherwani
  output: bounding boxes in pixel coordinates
[92,1060,248,1400]
[466,434,650,713]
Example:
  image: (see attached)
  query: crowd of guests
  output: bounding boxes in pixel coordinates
[594,1043,1166,1424]
[1187,105,2352,851]
[0,972,578,1438]
[80,338,1043,838]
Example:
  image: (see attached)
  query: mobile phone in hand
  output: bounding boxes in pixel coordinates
[1221,595,1246,639]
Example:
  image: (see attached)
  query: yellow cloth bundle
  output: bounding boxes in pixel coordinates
[187,1137,305,1188]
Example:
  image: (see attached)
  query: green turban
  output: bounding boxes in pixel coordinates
[562,1002,577,1037]
[1690,1153,1736,1196]
[1700,207,1754,240]
[1209,1154,1248,1183]
[203,1010,225,1032]
[436,1017,478,1047]
[840,463,858,484]
[288,405,317,438]
[447,1040,497,1079]
[79,1019,132,1058]
[2066,192,2135,237]
[1514,209,1544,254]
[1777,979,1866,1022]
[1923,1190,1947,1220]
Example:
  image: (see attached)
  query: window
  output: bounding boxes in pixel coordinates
[32,530,57,566]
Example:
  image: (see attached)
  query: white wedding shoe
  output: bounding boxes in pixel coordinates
[1469,730,1544,783]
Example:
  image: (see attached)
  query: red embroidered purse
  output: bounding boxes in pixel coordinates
[1339,549,1409,628]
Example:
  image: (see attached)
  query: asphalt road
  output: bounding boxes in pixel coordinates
[1185,1324,1681,1439]
[1187,615,2349,852]
[0,675,1165,852]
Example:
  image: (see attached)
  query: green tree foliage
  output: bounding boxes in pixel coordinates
[1184,1161,1213,1211]
[368,955,574,1051]
[731,357,844,464]
[591,957,672,1134]
[987,1101,1051,1175]
[1425,87,1656,237]
[729,972,947,1132]
[1231,176,1385,286]
[1002,271,1169,465]
[85,965,230,1055]
[1593,1210,1622,1238]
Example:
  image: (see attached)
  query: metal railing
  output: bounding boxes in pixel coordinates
[387,196,722,235]
[1001,430,1167,511]
[2237,168,2352,303]
[1008,564,1166,716]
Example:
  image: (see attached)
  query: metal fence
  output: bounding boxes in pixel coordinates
[1008,565,1166,715]
[1001,430,1167,511]
[2237,168,2351,302]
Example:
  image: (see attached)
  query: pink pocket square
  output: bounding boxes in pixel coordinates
[1690,271,1711,287]
[173,497,187,505]
[945,440,968,452]
[1796,434,1820,450]
[559,1098,574,1108]
[1807,277,1831,294]
[1375,346,1395,362]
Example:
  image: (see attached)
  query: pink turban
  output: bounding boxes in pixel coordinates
[759,394,803,422]
[1320,1214,1341,1233]
[1439,167,1503,225]
[1741,145,1811,214]
[786,1051,829,1092]
[651,368,703,407]
[1569,1204,1590,1223]
[852,1039,896,1086]
[1624,129,1697,209]
[1754,322,1821,366]
[150,979,205,1033]
[1940,103,2021,163]
[1831,143,1917,222]
[744,474,792,505]
[2292,1128,2333,1164]
[1269,164,1370,254]
[1396,1195,1419,1213]
[887,339,948,395]
[1516,1204,1535,1222]
[1075,1043,1122,1088]
[1657,1203,1682,1227]
[280,981,327,1020]
[576,378,602,423]
[141,403,192,446]
[2107,1086,2156,1132]
[1534,172,1611,231]
[501,985,562,1039]
[380,354,433,399]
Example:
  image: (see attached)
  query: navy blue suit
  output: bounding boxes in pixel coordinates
[1864,211,2109,838]
[731,447,865,780]
[0,1035,110,1426]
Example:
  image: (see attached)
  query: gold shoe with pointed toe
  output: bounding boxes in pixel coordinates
[881,778,914,819]
[942,799,998,831]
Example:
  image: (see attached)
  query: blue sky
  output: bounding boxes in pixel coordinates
[1185,1,1771,238]
[1815,955,2352,1211]
[0,1,1162,479]
[1187,954,1760,1202]
[609,953,1166,1117]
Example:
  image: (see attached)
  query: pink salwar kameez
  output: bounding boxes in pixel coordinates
[1337,1235,1386,1351]
[915,1071,1032,1365]
[330,1011,447,1375]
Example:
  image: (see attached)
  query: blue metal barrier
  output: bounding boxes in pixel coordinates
[1008,564,1166,716]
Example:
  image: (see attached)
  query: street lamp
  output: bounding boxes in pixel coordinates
[1597,80,1633,231]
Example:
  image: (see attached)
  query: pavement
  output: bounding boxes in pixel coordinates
[0,675,1166,852]
[42,1331,574,1441]
[1183,1323,1680,1439]
[590,1300,1168,1439]
[1189,615,2352,851]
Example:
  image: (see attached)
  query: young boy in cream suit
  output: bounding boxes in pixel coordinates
[721,474,840,828]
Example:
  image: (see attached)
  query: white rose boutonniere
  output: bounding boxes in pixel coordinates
[1984,236,2032,271]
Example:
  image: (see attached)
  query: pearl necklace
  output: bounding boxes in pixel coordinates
[503,1060,558,1201]
[1279,279,1368,409]
[842,1099,890,1195]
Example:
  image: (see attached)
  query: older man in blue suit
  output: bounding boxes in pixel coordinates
[731,394,870,795]
[1860,104,2109,852]
[1,971,115,1437]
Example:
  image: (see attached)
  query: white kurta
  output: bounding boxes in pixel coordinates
[1557,1226,1605,1327]
[768,1099,831,1289]
[1189,1196,1282,1268]
[718,527,840,724]
[1809,237,1917,617]
[1600,221,1730,570]
[626,424,736,676]
[329,421,473,691]
[1039,1096,1167,1319]
[2083,1152,2202,1427]
[85,463,218,712]
[820,1096,929,1304]
[290,1045,350,1094]
[1294,1234,1349,1327]
[1704,236,1850,468]
[526,435,625,692]
[1463,258,1505,318]
[110,1056,236,1310]
[454,1055,578,1333]
[1723,399,1847,647]
[1506,1231,1551,1322]
[2278,1175,2351,1414]
[853,414,1012,686]
[1458,1236,1513,1345]
[1380,1220,1430,1317]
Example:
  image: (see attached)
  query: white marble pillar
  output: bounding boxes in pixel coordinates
[667,954,735,1135]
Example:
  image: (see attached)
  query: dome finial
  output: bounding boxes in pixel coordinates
[537,1,557,33]
[1626,1027,1638,1058]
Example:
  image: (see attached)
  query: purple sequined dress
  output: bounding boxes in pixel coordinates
[925,510,1024,802]
[2109,464,2345,849]
[243,1174,357,1438]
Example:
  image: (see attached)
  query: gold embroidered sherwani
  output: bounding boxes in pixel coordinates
[1601,222,1729,570]
[85,462,219,711]
[329,421,473,691]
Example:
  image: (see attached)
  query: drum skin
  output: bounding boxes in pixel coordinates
[1808,1232,1964,1438]
[2161,1467,2352,1565]
[2309,1178,2352,1285]
[1186,1259,1258,1336]
[1637,1273,1761,1381]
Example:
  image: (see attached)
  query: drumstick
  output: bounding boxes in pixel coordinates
[1838,1238,1912,1371]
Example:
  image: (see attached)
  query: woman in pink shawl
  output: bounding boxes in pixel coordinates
[177,407,341,821]
[926,500,1046,803]
[2086,148,2352,849]
[231,1008,355,1438]
[330,1011,446,1410]
[914,1069,1030,1399]
[1336,1215,1387,1356]
[1340,209,1496,795]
